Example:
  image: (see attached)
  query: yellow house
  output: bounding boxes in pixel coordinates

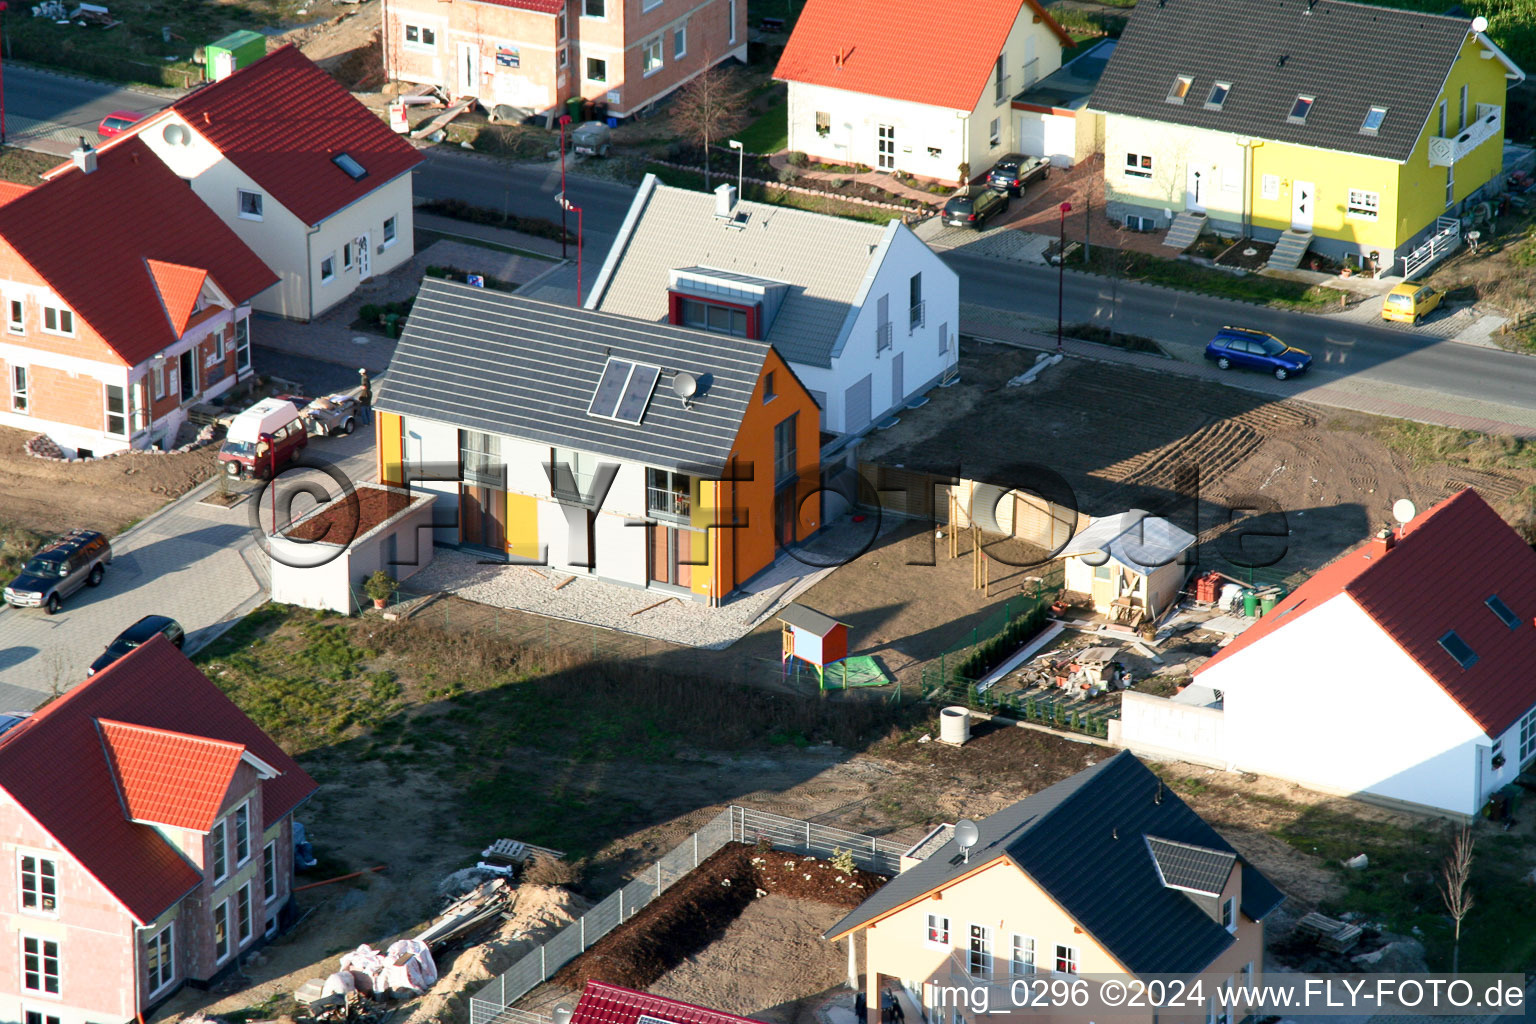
[825,752,1284,1024]
[1086,0,1523,274]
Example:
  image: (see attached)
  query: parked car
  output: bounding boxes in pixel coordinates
[942,189,1009,229]
[1381,282,1443,324]
[2,529,112,614]
[1204,327,1313,380]
[277,392,362,438]
[571,120,612,157]
[988,154,1051,195]
[219,397,308,479]
[97,110,144,137]
[87,615,186,675]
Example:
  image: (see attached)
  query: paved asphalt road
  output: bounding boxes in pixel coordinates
[3,64,170,155]
[945,249,1536,416]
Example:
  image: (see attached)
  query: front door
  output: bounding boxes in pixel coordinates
[1185,165,1205,212]
[459,485,508,554]
[1291,179,1315,232]
[1090,562,1115,610]
[877,124,896,171]
[774,484,797,549]
[355,233,372,280]
[179,349,196,403]
[891,352,904,409]
[457,43,480,98]
[649,526,694,588]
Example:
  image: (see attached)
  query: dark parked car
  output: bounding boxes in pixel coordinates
[942,189,1009,229]
[87,615,186,675]
[988,154,1051,195]
[3,529,112,614]
[1204,327,1313,380]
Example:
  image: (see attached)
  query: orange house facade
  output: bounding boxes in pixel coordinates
[375,281,820,604]
[384,0,747,119]
[0,139,275,457]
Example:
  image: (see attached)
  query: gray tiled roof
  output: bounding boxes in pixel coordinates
[587,176,897,369]
[824,751,1285,976]
[375,279,770,477]
[1146,836,1237,896]
[1087,0,1516,162]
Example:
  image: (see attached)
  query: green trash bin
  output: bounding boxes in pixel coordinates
[565,96,584,124]
[1241,590,1259,617]
[1259,591,1278,616]
[384,313,401,338]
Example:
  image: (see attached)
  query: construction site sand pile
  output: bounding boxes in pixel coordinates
[407,885,590,1024]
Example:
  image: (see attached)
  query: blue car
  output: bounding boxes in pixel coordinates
[1204,327,1312,380]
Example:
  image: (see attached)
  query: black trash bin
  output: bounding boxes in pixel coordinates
[592,101,608,122]
[582,99,596,121]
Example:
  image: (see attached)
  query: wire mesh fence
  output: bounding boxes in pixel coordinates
[467,806,902,1024]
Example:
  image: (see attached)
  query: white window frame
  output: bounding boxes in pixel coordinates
[1446,163,1455,208]
[152,362,166,400]
[1010,934,1036,977]
[264,840,279,904]
[237,189,263,221]
[583,0,605,18]
[20,936,59,996]
[146,923,174,996]
[212,327,226,361]
[40,305,73,337]
[24,1011,60,1024]
[673,23,687,59]
[233,802,251,865]
[989,118,1001,148]
[558,9,567,39]
[17,854,55,914]
[1360,105,1387,134]
[1054,944,1078,976]
[642,36,664,75]
[1261,174,1280,201]
[213,900,231,964]
[967,923,993,979]
[1346,189,1379,221]
[342,240,354,271]
[383,215,398,247]
[1222,895,1237,932]
[321,254,336,284]
[939,322,949,355]
[558,46,569,69]
[210,819,228,883]
[1205,82,1230,109]
[1288,95,1314,123]
[1519,707,1536,762]
[1124,152,1153,179]
[234,317,251,375]
[7,297,22,333]
[1459,83,1469,130]
[237,882,254,945]
[1167,75,1193,103]
[925,912,950,948]
[642,0,662,11]
[104,383,127,438]
[403,23,438,52]
[728,0,737,44]
[10,364,28,414]
[585,57,607,83]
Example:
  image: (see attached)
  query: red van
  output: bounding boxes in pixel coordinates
[218,397,308,479]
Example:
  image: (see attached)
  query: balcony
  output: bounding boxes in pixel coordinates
[1429,104,1501,167]
[877,321,893,352]
[646,485,692,521]
[909,300,926,332]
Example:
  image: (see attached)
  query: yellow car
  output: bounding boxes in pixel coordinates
[1382,282,1443,324]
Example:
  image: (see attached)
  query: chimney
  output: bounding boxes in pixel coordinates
[71,138,97,175]
[714,183,738,219]
[1372,527,1395,555]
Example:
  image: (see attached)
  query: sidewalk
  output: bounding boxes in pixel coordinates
[414,211,566,258]
[959,302,1536,438]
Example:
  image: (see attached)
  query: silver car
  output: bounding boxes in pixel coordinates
[3,529,113,614]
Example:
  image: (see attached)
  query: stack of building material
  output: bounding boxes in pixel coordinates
[416,877,515,949]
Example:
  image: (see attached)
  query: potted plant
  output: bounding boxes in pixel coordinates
[364,570,397,609]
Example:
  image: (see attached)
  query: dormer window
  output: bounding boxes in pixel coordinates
[1288,96,1314,123]
[1360,106,1387,134]
[1486,595,1519,629]
[1168,76,1193,103]
[1205,83,1230,110]
[1439,630,1478,669]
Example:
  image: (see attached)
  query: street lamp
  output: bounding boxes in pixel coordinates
[557,114,572,259]
[728,139,744,199]
[557,191,583,306]
[1057,201,1072,354]
[0,3,11,145]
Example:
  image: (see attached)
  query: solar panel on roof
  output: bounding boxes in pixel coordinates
[589,358,634,418]
[638,1015,681,1024]
[616,364,660,423]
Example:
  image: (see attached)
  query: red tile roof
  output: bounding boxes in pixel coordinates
[571,982,770,1024]
[0,138,277,367]
[145,259,209,336]
[0,636,316,924]
[0,181,33,205]
[1199,489,1536,736]
[774,0,1072,111]
[168,45,424,226]
[99,720,248,831]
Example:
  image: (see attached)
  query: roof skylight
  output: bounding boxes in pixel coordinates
[332,152,368,180]
[1288,96,1314,123]
[1360,106,1387,134]
[1438,630,1479,670]
[1167,75,1194,103]
[1486,594,1520,629]
[1205,82,1230,110]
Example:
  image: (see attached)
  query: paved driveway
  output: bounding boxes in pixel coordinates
[0,426,378,709]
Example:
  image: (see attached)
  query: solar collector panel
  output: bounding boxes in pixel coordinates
[617,364,661,423]
[589,358,634,418]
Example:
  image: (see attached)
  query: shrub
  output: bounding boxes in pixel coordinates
[363,571,397,603]
[827,177,847,189]
[358,303,382,323]
[424,266,450,279]
[777,165,800,183]
[831,847,858,875]
[786,150,809,167]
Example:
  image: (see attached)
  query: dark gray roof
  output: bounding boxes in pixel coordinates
[1086,0,1517,162]
[1146,836,1237,896]
[375,280,771,477]
[824,751,1286,976]
[779,604,844,636]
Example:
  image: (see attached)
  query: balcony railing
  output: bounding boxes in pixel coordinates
[1021,58,1039,90]
[877,321,893,352]
[909,300,926,332]
[1429,104,1501,167]
[646,486,692,520]
[994,74,1011,104]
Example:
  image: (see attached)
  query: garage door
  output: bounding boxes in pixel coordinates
[1016,115,1046,159]
[845,375,872,433]
[1043,115,1076,167]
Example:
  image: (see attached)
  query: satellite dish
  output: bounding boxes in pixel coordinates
[162,123,189,147]
[553,1007,573,1024]
[1392,498,1417,526]
[1472,14,1489,32]
[673,371,698,401]
[954,819,980,863]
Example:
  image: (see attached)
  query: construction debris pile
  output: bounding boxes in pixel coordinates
[1009,641,1129,699]
[296,939,438,1023]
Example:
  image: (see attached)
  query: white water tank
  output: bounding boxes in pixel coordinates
[940,706,972,745]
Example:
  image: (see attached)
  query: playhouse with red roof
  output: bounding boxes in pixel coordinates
[0,635,316,1021]
[774,0,1071,183]
[1121,488,1536,818]
[0,137,276,457]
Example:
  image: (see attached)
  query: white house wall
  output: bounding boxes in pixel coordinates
[307,174,417,320]
[1102,114,1249,229]
[1206,594,1488,816]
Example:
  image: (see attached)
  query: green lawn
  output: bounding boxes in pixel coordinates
[736,99,789,155]
[643,162,902,224]
[1077,246,1351,311]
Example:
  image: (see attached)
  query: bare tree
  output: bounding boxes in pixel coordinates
[1437,825,1476,975]
[669,61,750,190]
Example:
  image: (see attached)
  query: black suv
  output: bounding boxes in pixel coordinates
[942,189,1009,229]
[3,529,112,614]
[987,154,1050,196]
